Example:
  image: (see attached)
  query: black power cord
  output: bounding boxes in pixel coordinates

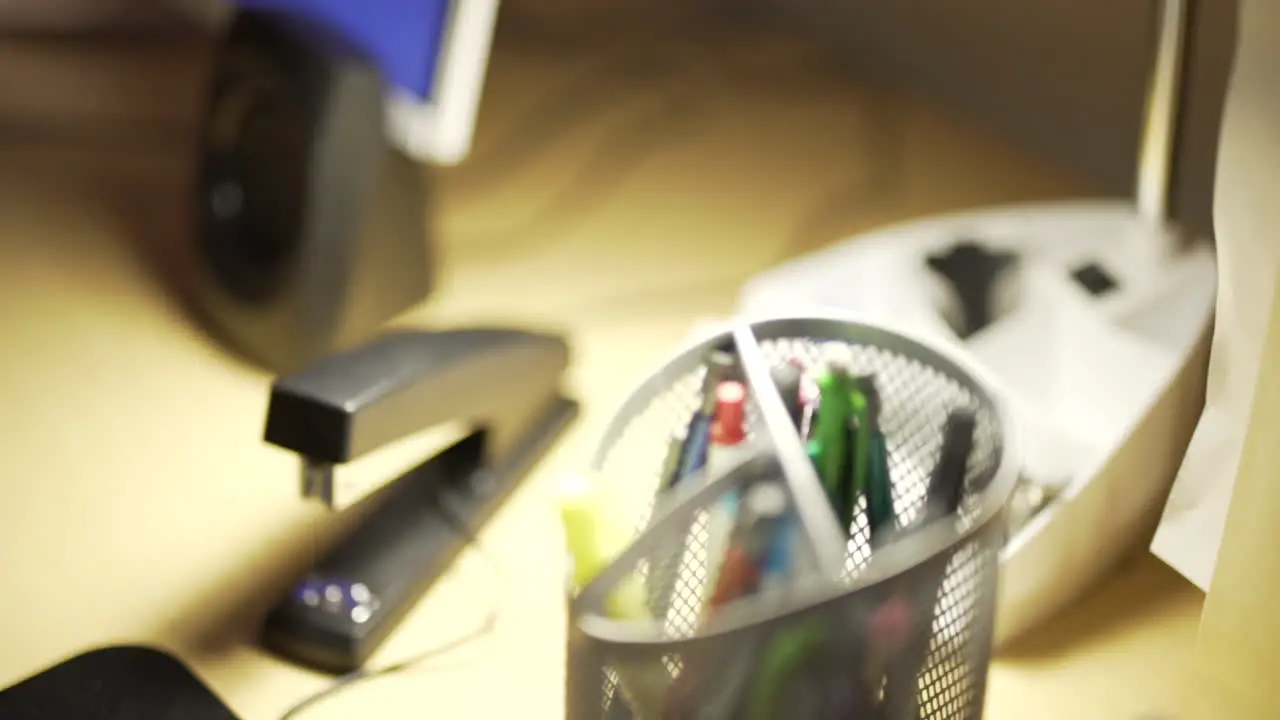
[277,503,508,720]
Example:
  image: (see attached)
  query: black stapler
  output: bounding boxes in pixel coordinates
[259,328,579,673]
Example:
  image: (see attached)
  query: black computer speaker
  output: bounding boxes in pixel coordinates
[189,10,434,373]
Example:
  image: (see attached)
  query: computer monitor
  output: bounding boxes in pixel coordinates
[384,0,500,165]
[229,0,499,164]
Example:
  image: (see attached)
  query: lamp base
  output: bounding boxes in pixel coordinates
[740,199,1215,646]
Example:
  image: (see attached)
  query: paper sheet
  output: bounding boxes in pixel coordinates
[1149,0,1280,592]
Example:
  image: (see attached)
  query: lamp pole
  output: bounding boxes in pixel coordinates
[1135,0,1191,229]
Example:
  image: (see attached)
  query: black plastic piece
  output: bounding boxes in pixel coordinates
[1071,261,1120,296]
[189,10,434,373]
[260,328,579,673]
[925,240,1019,339]
[0,646,240,720]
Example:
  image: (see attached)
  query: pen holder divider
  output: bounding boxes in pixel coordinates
[569,315,1019,720]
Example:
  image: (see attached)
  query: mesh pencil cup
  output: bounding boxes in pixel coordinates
[565,314,1019,720]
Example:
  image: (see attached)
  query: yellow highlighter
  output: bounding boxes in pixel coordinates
[559,474,667,717]
[559,473,650,619]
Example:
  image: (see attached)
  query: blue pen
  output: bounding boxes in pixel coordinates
[671,350,737,489]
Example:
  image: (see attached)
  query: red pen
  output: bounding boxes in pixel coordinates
[701,381,752,607]
[704,546,760,616]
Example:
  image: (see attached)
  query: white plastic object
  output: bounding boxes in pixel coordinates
[383,0,499,165]
[737,199,1216,646]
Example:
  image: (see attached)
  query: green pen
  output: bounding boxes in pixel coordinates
[806,438,840,519]
[845,392,871,535]
[813,365,855,533]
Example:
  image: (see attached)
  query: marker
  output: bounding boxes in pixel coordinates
[700,381,752,607]
[557,474,648,620]
[671,350,737,490]
[880,409,976,720]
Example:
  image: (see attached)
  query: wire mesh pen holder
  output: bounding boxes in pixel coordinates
[566,315,1020,720]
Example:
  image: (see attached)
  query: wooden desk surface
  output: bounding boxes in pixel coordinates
[0,26,1205,720]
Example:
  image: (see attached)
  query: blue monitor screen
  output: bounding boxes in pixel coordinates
[231,0,451,99]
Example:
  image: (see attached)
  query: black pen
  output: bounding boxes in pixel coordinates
[924,409,974,519]
[880,408,976,719]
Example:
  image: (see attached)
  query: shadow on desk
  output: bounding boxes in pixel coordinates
[1001,551,1203,661]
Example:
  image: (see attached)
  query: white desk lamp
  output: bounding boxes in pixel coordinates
[739,0,1214,646]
